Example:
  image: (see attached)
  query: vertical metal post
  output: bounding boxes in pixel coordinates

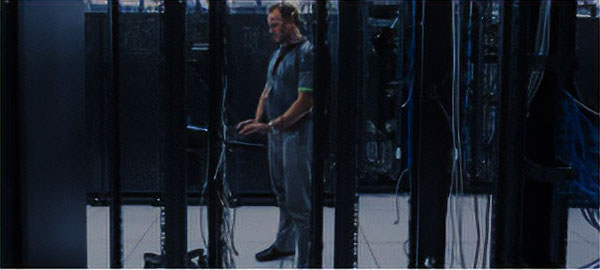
[408,0,423,267]
[208,0,225,267]
[1,0,22,267]
[520,1,575,267]
[492,1,522,266]
[108,0,124,267]
[334,0,364,267]
[545,4,575,265]
[408,1,452,267]
[492,0,536,267]
[163,0,188,267]
[310,0,329,267]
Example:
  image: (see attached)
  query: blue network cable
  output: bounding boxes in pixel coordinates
[555,90,599,206]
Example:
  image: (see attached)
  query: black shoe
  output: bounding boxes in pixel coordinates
[255,246,294,262]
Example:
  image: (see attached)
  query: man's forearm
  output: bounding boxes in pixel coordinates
[272,92,313,130]
[254,98,266,122]
[254,87,270,122]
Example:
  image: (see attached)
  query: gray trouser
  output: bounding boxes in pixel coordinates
[268,120,313,268]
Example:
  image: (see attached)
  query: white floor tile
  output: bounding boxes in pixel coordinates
[86,195,599,269]
[567,208,600,268]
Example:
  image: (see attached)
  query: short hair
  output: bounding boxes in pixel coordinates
[268,2,300,25]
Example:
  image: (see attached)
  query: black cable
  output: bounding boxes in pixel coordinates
[394,169,409,224]
[231,208,239,255]
[404,239,410,257]
[592,210,600,231]
[586,208,600,231]
[438,100,451,123]
[447,169,456,267]
[457,197,466,268]
[481,194,491,267]
[449,197,457,267]
[473,196,481,268]
[564,89,600,116]
[124,212,160,264]
[198,169,211,249]
[359,225,380,268]
[579,258,600,269]
[448,165,458,268]
[581,208,600,231]
[581,208,592,227]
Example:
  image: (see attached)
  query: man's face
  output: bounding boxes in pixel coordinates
[267,9,292,44]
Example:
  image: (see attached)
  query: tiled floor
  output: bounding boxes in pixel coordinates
[87,194,599,268]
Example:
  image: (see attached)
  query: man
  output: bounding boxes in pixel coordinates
[236,2,314,268]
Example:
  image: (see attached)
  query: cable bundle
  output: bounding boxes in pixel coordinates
[555,90,599,206]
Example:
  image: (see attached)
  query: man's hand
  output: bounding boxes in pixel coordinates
[268,92,312,131]
[268,116,285,130]
[236,119,255,131]
[239,122,271,135]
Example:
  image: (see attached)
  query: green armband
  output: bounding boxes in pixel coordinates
[298,87,313,92]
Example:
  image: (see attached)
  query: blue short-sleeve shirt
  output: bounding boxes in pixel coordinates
[265,38,314,122]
